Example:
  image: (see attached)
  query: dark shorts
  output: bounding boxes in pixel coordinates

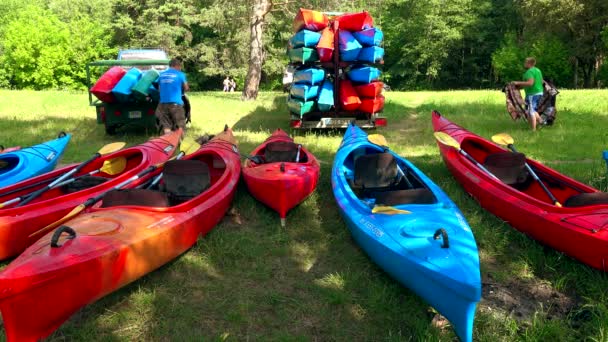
[156,103,186,131]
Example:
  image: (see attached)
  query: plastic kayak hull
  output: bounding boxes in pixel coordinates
[243,129,320,220]
[288,47,319,64]
[90,66,126,103]
[359,95,385,114]
[293,8,328,32]
[353,27,383,46]
[339,79,361,111]
[354,81,383,97]
[332,124,481,342]
[293,67,325,85]
[358,46,384,63]
[112,67,141,103]
[317,27,335,62]
[0,130,181,260]
[432,111,608,271]
[0,133,71,188]
[290,29,322,48]
[347,65,381,84]
[287,97,315,116]
[0,146,20,154]
[339,30,362,62]
[0,130,240,342]
[132,69,160,100]
[290,83,319,101]
[336,11,373,31]
[317,80,335,112]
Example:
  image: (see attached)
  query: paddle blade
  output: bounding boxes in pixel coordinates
[29,204,86,239]
[372,206,412,215]
[368,134,388,147]
[491,133,514,146]
[100,157,127,175]
[433,132,461,150]
[180,137,200,156]
[98,142,126,155]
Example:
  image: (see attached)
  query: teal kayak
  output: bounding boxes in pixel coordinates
[331,124,481,342]
[0,133,71,189]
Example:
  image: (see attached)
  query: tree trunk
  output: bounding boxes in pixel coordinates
[573,58,578,89]
[241,0,272,101]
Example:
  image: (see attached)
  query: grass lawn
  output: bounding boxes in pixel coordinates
[1,88,608,341]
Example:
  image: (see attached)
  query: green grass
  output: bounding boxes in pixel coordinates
[1,89,608,341]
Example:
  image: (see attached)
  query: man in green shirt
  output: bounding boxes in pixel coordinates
[513,57,544,131]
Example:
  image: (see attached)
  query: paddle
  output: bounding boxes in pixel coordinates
[143,137,200,189]
[434,132,500,181]
[492,133,562,207]
[0,157,127,209]
[29,139,199,239]
[17,142,126,207]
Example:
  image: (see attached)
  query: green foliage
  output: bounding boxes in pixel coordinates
[492,33,525,84]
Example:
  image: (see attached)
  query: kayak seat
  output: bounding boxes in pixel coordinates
[63,176,108,194]
[483,152,530,186]
[372,188,436,206]
[264,141,306,163]
[101,189,170,208]
[564,192,608,207]
[162,159,210,204]
[353,152,398,190]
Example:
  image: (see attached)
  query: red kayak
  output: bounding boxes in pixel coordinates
[317,27,335,62]
[339,79,362,111]
[0,128,240,342]
[293,8,328,32]
[359,95,385,114]
[90,66,126,103]
[0,146,20,154]
[243,129,319,226]
[433,111,608,271]
[336,11,373,31]
[354,81,383,97]
[0,130,181,260]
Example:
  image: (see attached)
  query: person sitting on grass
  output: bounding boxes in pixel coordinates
[512,57,545,131]
[156,58,189,134]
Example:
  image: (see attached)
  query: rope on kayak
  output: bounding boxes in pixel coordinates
[433,228,450,248]
[141,136,177,155]
[50,225,77,248]
[16,143,60,162]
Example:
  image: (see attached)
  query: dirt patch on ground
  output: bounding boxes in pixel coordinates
[479,272,577,322]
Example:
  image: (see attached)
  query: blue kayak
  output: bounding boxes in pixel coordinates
[347,65,381,83]
[112,68,142,102]
[353,27,384,46]
[290,29,322,48]
[339,30,362,62]
[331,124,481,342]
[317,80,334,112]
[0,133,71,188]
[358,46,384,63]
[293,67,325,85]
[290,83,319,101]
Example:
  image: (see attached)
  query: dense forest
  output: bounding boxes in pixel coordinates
[0,0,607,91]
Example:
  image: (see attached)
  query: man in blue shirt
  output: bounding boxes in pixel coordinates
[156,58,189,134]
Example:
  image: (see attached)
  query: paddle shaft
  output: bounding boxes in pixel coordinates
[458,149,500,181]
[144,151,186,189]
[508,144,562,206]
[18,153,101,207]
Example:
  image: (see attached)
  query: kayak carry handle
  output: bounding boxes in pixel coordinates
[51,225,77,248]
[433,228,449,248]
[58,131,67,138]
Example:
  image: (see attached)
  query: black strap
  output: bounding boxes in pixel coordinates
[433,228,449,248]
[51,225,77,248]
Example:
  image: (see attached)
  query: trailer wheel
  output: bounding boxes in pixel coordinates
[105,124,117,135]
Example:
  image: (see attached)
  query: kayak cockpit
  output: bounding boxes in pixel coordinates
[98,151,227,210]
[0,156,21,176]
[342,147,438,207]
[249,140,309,165]
[460,137,607,208]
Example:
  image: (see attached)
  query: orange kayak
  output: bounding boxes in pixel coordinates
[317,27,335,62]
[293,8,328,32]
[0,128,241,342]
